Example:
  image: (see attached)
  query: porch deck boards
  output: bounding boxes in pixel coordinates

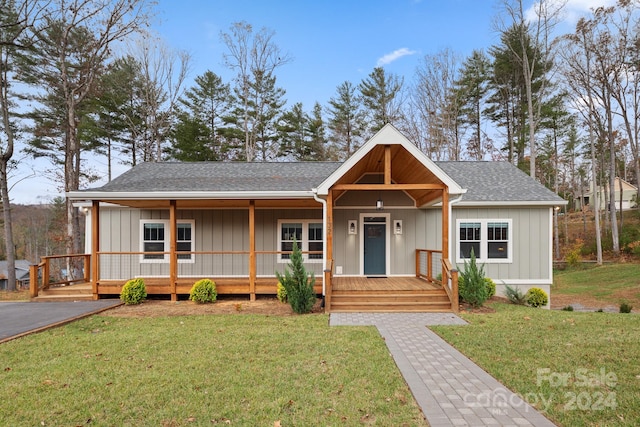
[332,276,440,292]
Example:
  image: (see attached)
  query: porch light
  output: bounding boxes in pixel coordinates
[376,198,384,210]
[394,220,403,235]
[348,220,357,235]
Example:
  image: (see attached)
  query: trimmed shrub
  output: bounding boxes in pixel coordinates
[562,305,574,311]
[189,279,217,303]
[458,249,488,308]
[276,282,287,303]
[275,239,316,314]
[504,284,526,305]
[620,302,633,313]
[120,278,147,305]
[526,287,549,308]
[484,277,496,299]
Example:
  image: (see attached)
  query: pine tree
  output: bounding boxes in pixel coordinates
[326,81,365,160]
[169,70,232,161]
[455,50,490,160]
[275,239,316,314]
[359,67,404,135]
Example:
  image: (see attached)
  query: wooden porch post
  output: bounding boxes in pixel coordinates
[169,200,177,301]
[29,264,38,298]
[91,200,100,300]
[249,200,256,301]
[324,190,334,312]
[384,145,391,184]
[442,189,449,260]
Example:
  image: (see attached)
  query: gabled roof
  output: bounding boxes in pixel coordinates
[70,162,342,203]
[436,162,566,205]
[315,124,465,196]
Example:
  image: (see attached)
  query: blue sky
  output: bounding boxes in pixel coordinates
[153,0,502,109]
[13,0,612,204]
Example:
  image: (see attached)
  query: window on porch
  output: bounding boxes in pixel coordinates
[140,220,195,263]
[278,220,323,263]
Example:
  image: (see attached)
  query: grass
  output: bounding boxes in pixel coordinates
[0,314,427,427]
[432,302,640,426]
[553,263,640,306]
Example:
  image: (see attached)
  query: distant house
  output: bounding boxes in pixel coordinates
[0,260,31,290]
[65,124,566,311]
[575,177,638,211]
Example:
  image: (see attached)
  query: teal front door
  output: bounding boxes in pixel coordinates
[364,223,386,276]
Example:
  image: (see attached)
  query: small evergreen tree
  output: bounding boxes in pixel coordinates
[275,239,316,314]
[459,248,488,307]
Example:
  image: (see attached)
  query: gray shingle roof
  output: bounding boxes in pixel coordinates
[0,260,31,280]
[84,160,564,204]
[436,161,565,203]
[96,162,343,192]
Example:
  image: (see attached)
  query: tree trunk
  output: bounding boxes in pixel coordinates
[607,107,619,254]
[65,103,83,280]
[590,126,603,265]
[0,160,16,291]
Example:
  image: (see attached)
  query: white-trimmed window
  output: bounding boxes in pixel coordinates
[140,219,195,263]
[456,219,512,263]
[278,220,323,263]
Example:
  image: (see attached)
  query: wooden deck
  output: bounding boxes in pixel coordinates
[330,276,452,313]
[332,276,440,292]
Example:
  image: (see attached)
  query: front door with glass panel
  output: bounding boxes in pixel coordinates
[363,218,386,276]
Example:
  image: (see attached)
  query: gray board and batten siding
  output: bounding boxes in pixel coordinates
[98,207,325,281]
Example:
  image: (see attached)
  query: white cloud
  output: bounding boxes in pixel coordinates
[525,0,616,25]
[376,48,417,66]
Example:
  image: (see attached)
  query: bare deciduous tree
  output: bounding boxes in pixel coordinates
[405,48,461,160]
[128,35,191,163]
[221,21,291,162]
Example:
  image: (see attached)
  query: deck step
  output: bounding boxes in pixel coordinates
[330,289,453,312]
[39,286,93,296]
[32,284,94,302]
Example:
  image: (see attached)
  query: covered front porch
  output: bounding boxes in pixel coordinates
[29,247,458,312]
[317,129,464,313]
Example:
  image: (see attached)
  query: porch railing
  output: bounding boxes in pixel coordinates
[415,249,458,312]
[95,250,324,280]
[324,259,333,311]
[30,254,91,298]
[441,258,459,313]
[30,250,324,298]
[415,249,443,283]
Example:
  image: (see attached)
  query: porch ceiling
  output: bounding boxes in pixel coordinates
[331,144,446,206]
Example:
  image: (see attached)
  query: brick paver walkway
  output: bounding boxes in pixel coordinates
[330,313,556,427]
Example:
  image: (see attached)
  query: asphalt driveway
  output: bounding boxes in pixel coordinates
[0,300,122,343]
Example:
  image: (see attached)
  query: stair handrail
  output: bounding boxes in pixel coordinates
[441,258,459,313]
[29,254,91,298]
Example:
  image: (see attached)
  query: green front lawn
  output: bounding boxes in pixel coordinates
[432,303,640,426]
[553,263,640,306]
[0,314,427,427]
